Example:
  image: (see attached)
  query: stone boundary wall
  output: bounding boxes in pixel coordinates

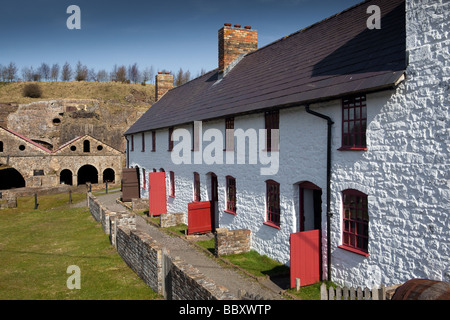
[0,197,17,209]
[167,254,234,300]
[160,212,185,228]
[116,226,163,294]
[215,228,251,256]
[87,193,136,236]
[87,192,235,300]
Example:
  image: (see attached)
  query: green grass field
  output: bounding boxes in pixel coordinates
[0,193,161,300]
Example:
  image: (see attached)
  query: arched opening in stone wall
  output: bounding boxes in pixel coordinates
[60,169,73,185]
[83,140,90,153]
[102,168,115,183]
[77,164,98,185]
[0,166,26,190]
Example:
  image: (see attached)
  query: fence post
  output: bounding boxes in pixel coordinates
[380,284,386,300]
[34,193,38,210]
[364,287,371,300]
[295,278,301,291]
[328,286,335,300]
[336,286,342,300]
[356,287,363,300]
[320,283,328,300]
[350,287,356,300]
[343,286,349,300]
[372,285,379,300]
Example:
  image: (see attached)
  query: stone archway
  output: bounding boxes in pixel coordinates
[60,169,73,185]
[102,168,115,183]
[77,164,98,185]
[0,166,26,190]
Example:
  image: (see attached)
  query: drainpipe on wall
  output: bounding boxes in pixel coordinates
[305,104,334,282]
[125,135,130,168]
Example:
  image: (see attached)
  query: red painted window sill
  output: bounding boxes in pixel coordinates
[224,209,236,216]
[263,221,280,230]
[338,245,369,257]
[338,146,367,151]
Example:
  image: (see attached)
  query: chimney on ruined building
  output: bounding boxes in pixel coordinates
[155,72,174,101]
[218,24,258,73]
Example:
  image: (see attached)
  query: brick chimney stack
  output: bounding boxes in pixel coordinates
[155,72,174,101]
[219,24,257,73]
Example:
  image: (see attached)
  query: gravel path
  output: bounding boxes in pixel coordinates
[95,192,286,300]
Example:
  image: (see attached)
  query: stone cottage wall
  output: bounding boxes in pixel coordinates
[330,0,449,288]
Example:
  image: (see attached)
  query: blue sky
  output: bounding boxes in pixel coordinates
[0,0,363,78]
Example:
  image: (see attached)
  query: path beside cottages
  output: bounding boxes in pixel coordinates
[94,191,287,300]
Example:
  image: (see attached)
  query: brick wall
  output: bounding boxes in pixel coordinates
[215,228,251,256]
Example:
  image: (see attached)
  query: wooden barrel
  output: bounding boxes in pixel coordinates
[392,279,450,300]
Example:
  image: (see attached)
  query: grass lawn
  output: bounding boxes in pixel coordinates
[0,193,161,300]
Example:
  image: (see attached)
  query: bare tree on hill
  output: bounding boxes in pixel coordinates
[61,62,72,81]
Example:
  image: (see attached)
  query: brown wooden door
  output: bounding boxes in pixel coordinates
[121,168,140,202]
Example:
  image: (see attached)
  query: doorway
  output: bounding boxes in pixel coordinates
[207,172,218,232]
[77,164,98,185]
[298,181,322,232]
[290,181,322,288]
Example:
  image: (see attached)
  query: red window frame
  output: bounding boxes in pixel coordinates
[193,172,201,202]
[340,95,367,150]
[169,171,175,198]
[339,189,369,256]
[168,127,174,151]
[265,179,280,229]
[141,132,145,152]
[225,176,236,214]
[225,117,234,151]
[265,110,279,152]
[151,131,156,152]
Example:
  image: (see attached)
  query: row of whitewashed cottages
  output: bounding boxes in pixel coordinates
[124,0,449,289]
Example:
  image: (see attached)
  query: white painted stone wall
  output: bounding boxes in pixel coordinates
[330,0,449,288]
[129,107,330,271]
[128,0,449,289]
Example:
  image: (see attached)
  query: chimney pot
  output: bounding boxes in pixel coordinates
[244,26,251,29]
[234,24,241,28]
[224,23,232,27]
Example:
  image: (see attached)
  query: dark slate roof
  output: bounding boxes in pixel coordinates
[125,0,405,135]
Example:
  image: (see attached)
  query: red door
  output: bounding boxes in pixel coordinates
[148,172,166,216]
[188,201,213,234]
[290,230,320,287]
